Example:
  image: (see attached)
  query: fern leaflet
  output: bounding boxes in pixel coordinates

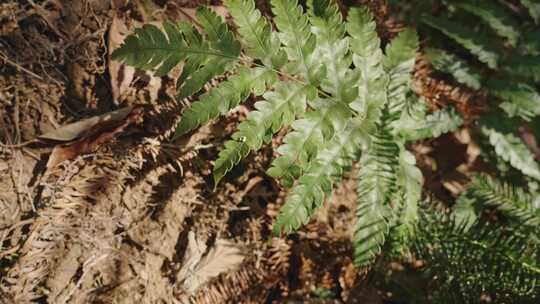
[422,15,500,69]
[174,67,277,137]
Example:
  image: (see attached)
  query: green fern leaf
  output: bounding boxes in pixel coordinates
[267,100,351,185]
[504,54,540,82]
[213,141,251,185]
[112,19,240,77]
[223,0,286,67]
[424,48,484,90]
[383,28,419,120]
[455,1,520,46]
[488,81,540,121]
[346,7,386,115]
[482,124,540,181]
[395,149,423,234]
[398,106,464,141]
[271,0,324,84]
[308,0,358,102]
[522,0,540,24]
[273,124,363,235]
[174,67,277,137]
[213,82,313,184]
[465,174,540,227]
[422,15,500,69]
[354,120,400,266]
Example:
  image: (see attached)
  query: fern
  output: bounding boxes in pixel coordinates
[113,9,240,73]
[174,66,277,137]
[489,81,540,121]
[268,0,356,184]
[271,0,324,84]
[213,82,313,184]
[461,174,540,227]
[455,1,520,46]
[398,106,464,141]
[422,15,500,69]
[522,0,540,24]
[223,0,286,67]
[273,124,363,234]
[482,123,540,181]
[413,211,540,303]
[354,117,400,266]
[424,48,483,90]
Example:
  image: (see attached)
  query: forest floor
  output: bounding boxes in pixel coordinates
[0,1,480,303]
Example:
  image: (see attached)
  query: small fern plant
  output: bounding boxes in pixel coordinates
[419,0,540,186]
[407,175,540,302]
[112,0,461,267]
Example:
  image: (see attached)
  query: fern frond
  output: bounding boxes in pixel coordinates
[267,100,351,186]
[383,29,419,120]
[174,67,277,137]
[488,81,540,121]
[273,124,363,235]
[455,1,520,46]
[482,124,540,181]
[271,0,324,83]
[112,18,240,76]
[504,54,540,82]
[413,213,540,302]
[522,0,540,24]
[424,48,484,90]
[422,15,500,69]
[354,119,400,266]
[213,82,313,184]
[465,174,540,226]
[223,0,286,67]
[398,106,464,141]
[346,7,386,115]
[308,0,357,102]
[394,149,423,233]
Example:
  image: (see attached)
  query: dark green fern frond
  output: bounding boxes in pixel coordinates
[455,1,520,46]
[422,15,500,69]
[112,9,241,99]
[424,48,484,90]
[213,82,314,184]
[174,67,277,137]
[522,0,540,24]
[481,121,540,181]
[413,212,540,303]
[488,80,540,121]
[112,17,239,76]
[504,54,540,83]
[223,0,286,67]
[463,174,540,227]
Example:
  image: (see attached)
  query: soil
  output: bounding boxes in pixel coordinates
[0,1,481,303]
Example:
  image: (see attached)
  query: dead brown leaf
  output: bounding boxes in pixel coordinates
[39,106,133,142]
[178,231,245,294]
[46,106,143,169]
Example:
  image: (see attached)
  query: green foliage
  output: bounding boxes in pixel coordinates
[214,82,312,184]
[174,66,277,137]
[421,0,540,193]
[481,115,540,181]
[422,15,500,69]
[458,174,540,227]
[113,2,540,297]
[423,48,483,90]
[455,1,520,46]
[412,209,540,303]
